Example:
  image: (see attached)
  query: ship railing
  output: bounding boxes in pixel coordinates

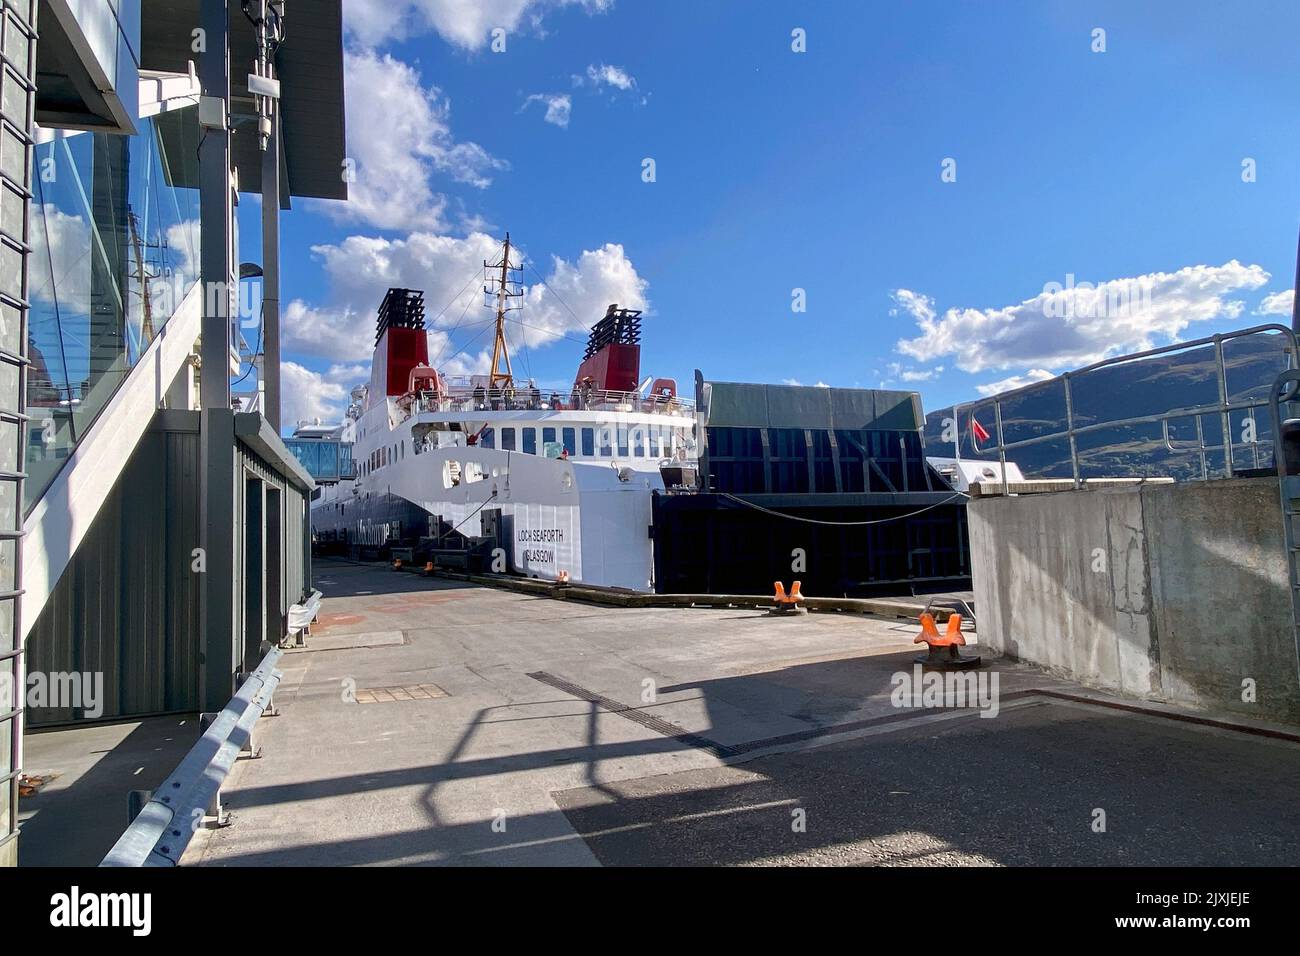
[399,385,695,419]
[946,324,1299,495]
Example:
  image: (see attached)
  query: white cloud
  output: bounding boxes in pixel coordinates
[889,289,935,323]
[576,62,636,90]
[518,243,648,347]
[164,218,201,282]
[333,50,507,231]
[781,378,829,387]
[29,204,91,307]
[901,366,942,382]
[1256,288,1294,317]
[281,361,354,426]
[283,231,648,380]
[344,0,615,51]
[522,93,572,128]
[878,360,942,386]
[895,261,1270,373]
[975,368,1055,397]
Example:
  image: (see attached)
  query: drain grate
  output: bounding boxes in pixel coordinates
[527,671,738,758]
[354,683,448,704]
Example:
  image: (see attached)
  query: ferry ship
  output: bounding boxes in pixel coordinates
[300,235,994,597]
[307,236,698,589]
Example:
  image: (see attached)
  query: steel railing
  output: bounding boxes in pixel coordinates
[100,647,283,867]
[398,385,694,419]
[948,324,1299,495]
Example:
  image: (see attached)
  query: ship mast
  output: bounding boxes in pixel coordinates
[484,232,522,389]
[128,208,156,344]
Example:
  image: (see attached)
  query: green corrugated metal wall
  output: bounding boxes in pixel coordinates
[25,413,307,726]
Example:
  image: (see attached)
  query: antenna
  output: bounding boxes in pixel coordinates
[483,232,523,389]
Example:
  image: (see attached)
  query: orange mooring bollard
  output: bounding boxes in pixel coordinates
[424,561,434,575]
[913,612,979,668]
[770,580,806,614]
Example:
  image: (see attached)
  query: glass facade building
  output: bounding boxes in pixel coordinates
[26,106,200,508]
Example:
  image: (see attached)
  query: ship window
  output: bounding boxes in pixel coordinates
[480,428,495,449]
[523,428,537,455]
[599,426,613,457]
[501,427,516,451]
[543,427,556,447]
[631,427,645,457]
[465,461,486,483]
[617,427,629,457]
[581,428,594,456]
[563,427,576,457]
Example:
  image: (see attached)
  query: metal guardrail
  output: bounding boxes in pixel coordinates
[288,588,322,636]
[950,324,1299,495]
[100,647,284,867]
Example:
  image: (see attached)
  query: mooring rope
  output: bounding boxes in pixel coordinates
[716,491,969,527]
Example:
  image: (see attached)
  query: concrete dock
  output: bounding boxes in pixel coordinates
[146,559,1300,866]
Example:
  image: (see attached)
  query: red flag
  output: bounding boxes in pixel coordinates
[971,417,991,443]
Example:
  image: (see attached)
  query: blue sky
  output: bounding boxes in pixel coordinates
[254,0,1300,429]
